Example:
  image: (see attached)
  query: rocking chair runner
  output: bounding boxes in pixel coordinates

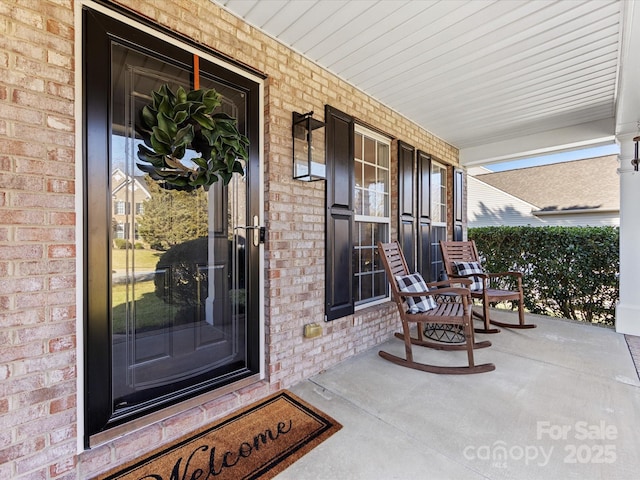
[439,240,536,333]
[377,241,495,375]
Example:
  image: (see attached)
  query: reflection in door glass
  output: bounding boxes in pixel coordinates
[110,44,248,415]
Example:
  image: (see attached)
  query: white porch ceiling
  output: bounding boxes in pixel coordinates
[214,0,640,166]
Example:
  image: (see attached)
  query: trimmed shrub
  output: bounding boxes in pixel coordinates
[154,237,208,308]
[113,238,132,249]
[469,226,619,325]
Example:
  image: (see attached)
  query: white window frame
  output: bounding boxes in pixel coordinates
[115,200,126,215]
[431,160,447,227]
[430,160,448,280]
[354,125,391,310]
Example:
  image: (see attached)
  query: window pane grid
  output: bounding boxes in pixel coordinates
[430,226,447,281]
[353,222,389,305]
[431,162,447,225]
[354,132,390,219]
[354,127,391,306]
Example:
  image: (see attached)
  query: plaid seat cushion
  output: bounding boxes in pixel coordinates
[452,261,484,291]
[395,273,437,313]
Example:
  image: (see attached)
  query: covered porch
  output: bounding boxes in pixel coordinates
[3,2,640,478]
[277,311,640,479]
[219,0,640,336]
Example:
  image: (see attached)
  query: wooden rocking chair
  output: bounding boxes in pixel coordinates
[440,240,536,333]
[377,241,495,375]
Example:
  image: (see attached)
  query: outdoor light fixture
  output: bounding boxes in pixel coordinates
[633,135,640,172]
[292,111,325,181]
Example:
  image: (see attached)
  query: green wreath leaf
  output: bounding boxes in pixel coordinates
[173,110,188,125]
[176,86,187,104]
[192,112,215,130]
[157,112,177,140]
[174,124,194,146]
[141,105,157,128]
[150,131,171,155]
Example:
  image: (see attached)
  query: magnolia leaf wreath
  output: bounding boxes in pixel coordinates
[136,84,249,190]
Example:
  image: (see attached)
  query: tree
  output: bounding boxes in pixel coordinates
[138,177,208,250]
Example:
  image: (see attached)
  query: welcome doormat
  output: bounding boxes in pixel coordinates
[96,390,342,480]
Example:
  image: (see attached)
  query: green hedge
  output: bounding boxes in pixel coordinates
[468,226,619,326]
[113,238,132,249]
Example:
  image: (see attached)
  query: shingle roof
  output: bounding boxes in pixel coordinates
[474,155,619,212]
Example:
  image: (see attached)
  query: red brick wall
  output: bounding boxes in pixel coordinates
[0,1,78,478]
[0,1,460,478]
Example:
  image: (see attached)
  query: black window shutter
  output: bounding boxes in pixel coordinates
[454,168,464,241]
[417,150,432,279]
[325,105,354,321]
[398,141,416,272]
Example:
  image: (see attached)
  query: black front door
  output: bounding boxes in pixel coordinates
[83,8,262,443]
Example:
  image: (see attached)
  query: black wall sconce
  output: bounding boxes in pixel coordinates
[292,111,325,181]
[633,135,640,171]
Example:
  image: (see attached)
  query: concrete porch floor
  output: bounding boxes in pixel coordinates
[276,310,640,480]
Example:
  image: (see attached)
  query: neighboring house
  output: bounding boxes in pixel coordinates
[467,155,620,227]
[111,168,151,242]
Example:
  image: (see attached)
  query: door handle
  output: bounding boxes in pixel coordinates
[234,215,265,247]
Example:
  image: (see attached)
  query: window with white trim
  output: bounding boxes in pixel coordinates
[353,126,390,307]
[430,161,447,280]
[115,200,126,215]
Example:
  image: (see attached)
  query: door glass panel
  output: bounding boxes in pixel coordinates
[110,44,249,415]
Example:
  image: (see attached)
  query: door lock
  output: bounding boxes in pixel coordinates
[234,215,265,246]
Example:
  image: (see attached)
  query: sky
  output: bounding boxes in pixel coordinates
[486,143,620,172]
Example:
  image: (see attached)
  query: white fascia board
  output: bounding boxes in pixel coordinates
[533,208,620,216]
[459,118,616,167]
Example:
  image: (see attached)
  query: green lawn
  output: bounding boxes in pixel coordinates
[112,248,162,270]
[112,280,170,333]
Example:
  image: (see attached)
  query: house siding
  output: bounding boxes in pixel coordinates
[0,1,460,478]
[467,176,546,227]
